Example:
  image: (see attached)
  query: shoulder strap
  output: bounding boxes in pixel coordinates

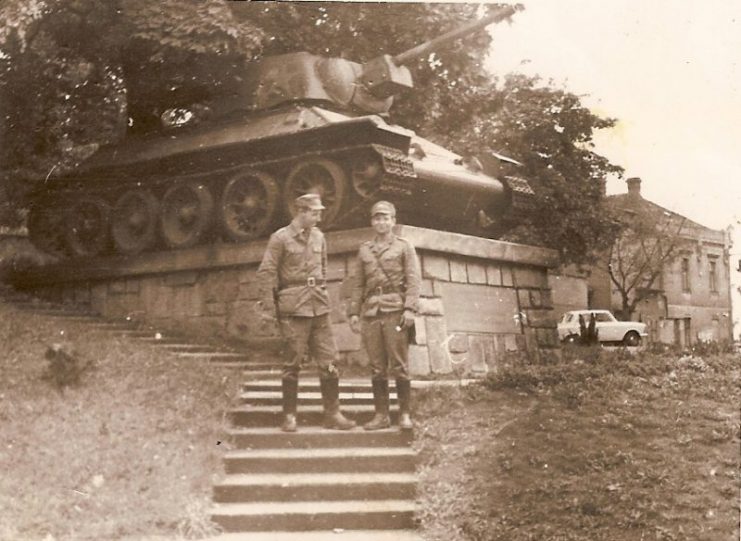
[370,246,402,295]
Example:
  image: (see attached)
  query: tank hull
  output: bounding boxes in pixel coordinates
[26,105,523,258]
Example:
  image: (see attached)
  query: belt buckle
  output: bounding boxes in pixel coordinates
[307,277,316,287]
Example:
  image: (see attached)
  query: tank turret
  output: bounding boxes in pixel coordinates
[26,5,532,259]
[238,5,522,116]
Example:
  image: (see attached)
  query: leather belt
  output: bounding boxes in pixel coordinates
[284,277,325,288]
[368,286,388,296]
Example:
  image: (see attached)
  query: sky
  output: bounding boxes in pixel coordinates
[483,0,741,231]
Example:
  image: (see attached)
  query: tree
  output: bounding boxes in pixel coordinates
[0,0,263,209]
[433,74,624,265]
[607,199,687,320]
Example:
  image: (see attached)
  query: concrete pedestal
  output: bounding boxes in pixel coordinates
[18,226,561,376]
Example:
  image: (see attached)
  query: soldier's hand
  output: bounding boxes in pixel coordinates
[349,315,360,334]
[402,310,415,330]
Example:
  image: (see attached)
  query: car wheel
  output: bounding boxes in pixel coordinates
[623,331,641,347]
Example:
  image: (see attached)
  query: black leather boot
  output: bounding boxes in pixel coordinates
[320,377,356,430]
[281,378,298,432]
[364,378,391,430]
[396,378,413,431]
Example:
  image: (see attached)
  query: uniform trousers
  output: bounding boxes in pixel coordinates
[361,310,410,381]
[279,313,338,381]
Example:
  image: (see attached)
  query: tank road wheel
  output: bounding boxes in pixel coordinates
[27,203,68,258]
[284,159,346,226]
[160,182,214,249]
[111,189,159,254]
[219,170,279,242]
[351,156,383,199]
[64,197,111,257]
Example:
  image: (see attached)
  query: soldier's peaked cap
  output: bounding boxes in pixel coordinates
[371,200,396,217]
[295,193,325,211]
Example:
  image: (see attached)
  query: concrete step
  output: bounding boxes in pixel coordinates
[224,447,416,474]
[213,362,280,372]
[135,336,186,345]
[12,302,87,313]
[37,313,98,322]
[220,361,277,371]
[229,404,390,428]
[107,329,161,338]
[240,378,448,391]
[203,530,424,541]
[17,308,96,319]
[225,426,412,449]
[157,344,218,353]
[239,390,398,407]
[213,472,416,502]
[86,322,140,331]
[210,499,417,532]
[211,362,254,369]
[240,370,321,380]
[242,381,400,394]
[175,352,251,363]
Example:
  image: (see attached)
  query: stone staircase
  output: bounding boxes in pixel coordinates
[209,379,422,539]
[1,288,423,539]
[0,290,266,374]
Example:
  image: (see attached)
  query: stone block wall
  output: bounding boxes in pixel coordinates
[20,226,560,376]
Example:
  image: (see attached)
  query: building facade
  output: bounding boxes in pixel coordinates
[589,178,732,347]
[729,223,741,343]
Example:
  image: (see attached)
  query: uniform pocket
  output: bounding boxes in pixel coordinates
[277,288,300,316]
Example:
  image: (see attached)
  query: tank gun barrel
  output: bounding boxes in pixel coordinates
[360,4,523,100]
[392,4,523,66]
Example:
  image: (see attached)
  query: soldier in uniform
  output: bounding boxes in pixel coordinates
[257,194,356,432]
[349,201,420,430]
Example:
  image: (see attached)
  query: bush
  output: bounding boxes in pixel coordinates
[41,343,96,392]
[689,339,736,356]
[483,346,676,397]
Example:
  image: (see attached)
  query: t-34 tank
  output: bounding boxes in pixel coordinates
[26,4,533,258]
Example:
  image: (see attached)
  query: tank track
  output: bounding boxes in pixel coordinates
[27,143,416,258]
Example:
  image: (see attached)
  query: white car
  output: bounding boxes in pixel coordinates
[557,309,648,346]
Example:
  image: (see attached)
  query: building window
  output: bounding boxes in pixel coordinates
[709,259,718,292]
[681,258,690,292]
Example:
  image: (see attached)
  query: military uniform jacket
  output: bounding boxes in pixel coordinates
[257,221,330,317]
[348,235,420,318]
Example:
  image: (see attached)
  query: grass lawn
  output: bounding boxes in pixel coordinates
[0,298,240,541]
[415,346,740,541]
[2,289,739,541]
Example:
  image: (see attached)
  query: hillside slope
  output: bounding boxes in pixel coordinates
[0,298,239,540]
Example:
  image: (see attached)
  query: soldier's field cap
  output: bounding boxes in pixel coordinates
[295,193,326,211]
[371,200,396,217]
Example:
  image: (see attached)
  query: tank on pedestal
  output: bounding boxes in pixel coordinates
[26,4,533,258]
